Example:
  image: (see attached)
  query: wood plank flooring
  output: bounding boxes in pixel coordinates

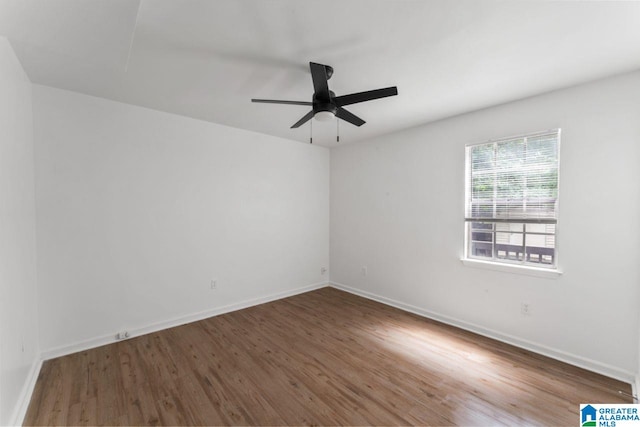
[24,287,631,426]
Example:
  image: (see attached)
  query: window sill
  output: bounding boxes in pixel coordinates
[461,258,562,279]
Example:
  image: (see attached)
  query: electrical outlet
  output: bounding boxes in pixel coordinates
[521,303,531,316]
[210,279,217,290]
[116,331,130,340]
[362,266,368,276]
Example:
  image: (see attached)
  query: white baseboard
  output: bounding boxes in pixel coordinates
[634,376,639,402]
[329,281,636,385]
[41,281,328,361]
[9,356,43,427]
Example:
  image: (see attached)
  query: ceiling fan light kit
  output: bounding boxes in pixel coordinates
[252,62,398,133]
[314,111,335,122]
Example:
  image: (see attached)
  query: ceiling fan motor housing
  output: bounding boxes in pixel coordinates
[313,102,337,116]
[313,90,337,118]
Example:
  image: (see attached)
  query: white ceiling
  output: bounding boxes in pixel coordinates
[1,0,640,147]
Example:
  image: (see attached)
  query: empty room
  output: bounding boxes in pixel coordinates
[1,0,640,426]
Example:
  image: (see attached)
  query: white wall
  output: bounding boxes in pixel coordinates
[637,322,640,396]
[330,71,640,381]
[0,37,39,425]
[33,85,330,355]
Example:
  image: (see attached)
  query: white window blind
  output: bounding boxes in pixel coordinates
[464,130,560,268]
[465,130,560,224]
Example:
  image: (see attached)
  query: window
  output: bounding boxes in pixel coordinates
[464,130,560,269]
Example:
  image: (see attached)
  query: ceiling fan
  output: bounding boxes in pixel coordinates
[252,62,398,128]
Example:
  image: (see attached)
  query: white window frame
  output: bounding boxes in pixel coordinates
[462,129,562,277]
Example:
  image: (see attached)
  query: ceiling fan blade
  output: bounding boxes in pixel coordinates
[291,110,314,128]
[334,86,398,107]
[335,107,366,127]
[252,99,312,106]
[310,62,330,101]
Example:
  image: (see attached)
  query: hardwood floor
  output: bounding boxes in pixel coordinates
[24,287,631,426]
